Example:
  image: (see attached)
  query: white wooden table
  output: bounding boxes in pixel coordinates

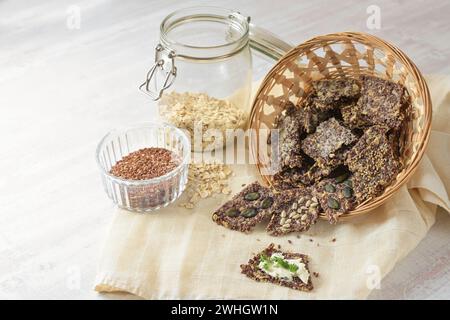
[1,0,449,299]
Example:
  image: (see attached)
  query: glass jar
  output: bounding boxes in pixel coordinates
[140,6,292,151]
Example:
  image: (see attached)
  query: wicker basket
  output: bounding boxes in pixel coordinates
[249,32,432,220]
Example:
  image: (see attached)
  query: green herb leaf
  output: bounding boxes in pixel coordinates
[260,253,270,263]
[272,257,290,270]
[288,263,299,272]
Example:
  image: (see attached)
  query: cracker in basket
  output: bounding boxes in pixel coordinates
[240,243,313,292]
[266,188,320,236]
[272,163,326,188]
[353,75,407,129]
[314,175,356,224]
[301,117,357,164]
[300,159,342,185]
[311,78,361,111]
[272,167,307,190]
[345,126,402,202]
[276,103,306,169]
[272,152,346,189]
[212,182,275,233]
[341,101,369,129]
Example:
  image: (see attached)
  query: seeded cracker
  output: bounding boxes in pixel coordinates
[266,188,320,236]
[341,101,369,129]
[314,176,356,224]
[240,243,313,292]
[301,117,357,164]
[353,75,406,129]
[276,103,306,169]
[345,126,402,202]
[272,152,346,189]
[212,182,275,233]
[272,167,308,190]
[272,162,328,188]
[311,79,360,111]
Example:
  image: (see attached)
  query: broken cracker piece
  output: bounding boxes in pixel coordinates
[314,176,356,224]
[240,243,313,292]
[312,78,361,111]
[301,117,357,164]
[345,126,402,202]
[266,188,320,236]
[212,182,275,233]
[354,75,407,129]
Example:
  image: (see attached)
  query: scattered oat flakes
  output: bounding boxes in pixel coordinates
[159,92,247,150]
[179,163,233,209]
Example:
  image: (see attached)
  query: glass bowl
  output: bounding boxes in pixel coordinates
[96,122,190,212]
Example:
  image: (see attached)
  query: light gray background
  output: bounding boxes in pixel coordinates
[0,0,449,299]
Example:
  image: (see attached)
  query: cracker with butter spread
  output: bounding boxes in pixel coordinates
[240,243,313,292]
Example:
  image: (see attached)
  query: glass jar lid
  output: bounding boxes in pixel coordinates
[159,6,250,60]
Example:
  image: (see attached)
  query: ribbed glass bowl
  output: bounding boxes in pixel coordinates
[96,122,190,212]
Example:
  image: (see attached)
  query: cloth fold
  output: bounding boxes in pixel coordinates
[94,75,450,299]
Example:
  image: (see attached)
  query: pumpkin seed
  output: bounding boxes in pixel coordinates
[261,197,274,209]
[327,197,340,209]
[335,173,349,183]
[225,208,240,217]
[244,192,260,201]
[241,208,257,218]
[325,183,336,193]
[343,179,353,188]
[343,186,353,198]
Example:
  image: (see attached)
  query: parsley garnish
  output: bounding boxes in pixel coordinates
[260,253,300,274]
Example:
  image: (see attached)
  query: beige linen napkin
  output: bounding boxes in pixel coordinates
[94,75,450,299]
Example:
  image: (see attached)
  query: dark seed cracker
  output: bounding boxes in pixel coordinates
[266,188,320,236]
[212,182,275,233]
[301,117,357,163]
[240,243,313,292]
[354,75,407,129]
[314,177,356,224]
[345,126,402,202]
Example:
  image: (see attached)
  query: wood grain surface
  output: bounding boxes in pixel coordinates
[0,0,449,299]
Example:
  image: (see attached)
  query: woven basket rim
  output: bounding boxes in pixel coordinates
[248,31,432,221]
